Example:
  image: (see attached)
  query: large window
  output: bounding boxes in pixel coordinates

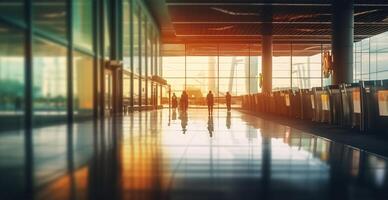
[0,23,25,128]
[73,0,93,51]
[273,44,291,90]
[33,0,67,39]
[33,38,67,124]
[133,6,140,74]
[123,0,131,70]
[73,52,94,119]
[354,32,388,81]
[0,0,24,21]
[291,44,324,89]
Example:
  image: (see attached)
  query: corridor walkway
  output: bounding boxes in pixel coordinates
[1,109,388,200]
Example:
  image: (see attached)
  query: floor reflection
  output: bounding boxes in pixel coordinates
[0,109,388,200]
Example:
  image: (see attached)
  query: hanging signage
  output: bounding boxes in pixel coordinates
[352,89,361,114]
[378,90,388,116]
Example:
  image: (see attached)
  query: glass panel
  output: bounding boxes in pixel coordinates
[0,23,25,129]
[153,34,158,76]
[141,78,146,105]
[147,22,152,77]
[377,53,388,72]
[133,6,140,74]
[292,44,322,89]
[133,75,139,106]
[162,56,185,78]
[123,0,131,70]
[141,13,146,75]
[147,79,152,105]
[73,52,93,119]
[33,38,67,124]
[273,44,291,90]
[0,0,24,21]
[103,0,110,59]
[73,0,93,51]
[361,52,370,77]
[186,56,218,78]
[33,0,67,39]
[123,73,130,106]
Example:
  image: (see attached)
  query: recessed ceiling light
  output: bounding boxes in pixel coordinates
[209,26,234,31]
[211,7,259,16]
[43,11,66,18]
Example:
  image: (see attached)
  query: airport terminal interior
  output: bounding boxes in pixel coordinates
[1,0,388,199]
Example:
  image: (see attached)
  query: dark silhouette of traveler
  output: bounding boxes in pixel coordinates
[226,111,231,129]
[226,92,232,112]
[172,109,177,120]
[207,115,214,137]
[172,93,178,110]
[206,91,214,115]
[180,110,188,134]
[180,91,189,112]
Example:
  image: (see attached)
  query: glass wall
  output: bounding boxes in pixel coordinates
[0,22,25,129]
[273,44,291,90]
[163,43,326,102]
[33,0,67,40]
[120,0,161,108]
[133,5,140,74]
[354,32,388,81]
[73,0,93,51]
[73,52,94,119]
[33,38,68,125]
[163,44,262,107]
[0,0,162,129]
[0,0,24,21]
[122,0,131,70]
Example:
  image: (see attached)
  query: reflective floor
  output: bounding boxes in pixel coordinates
[1,109,388,200]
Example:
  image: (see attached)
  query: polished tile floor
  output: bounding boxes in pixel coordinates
[1,109,388,200]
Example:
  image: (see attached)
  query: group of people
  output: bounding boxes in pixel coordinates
[171,91,189,112]
[171,91,232,115]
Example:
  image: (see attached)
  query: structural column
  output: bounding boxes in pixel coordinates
[332,0,354,84]
[262,35,273,93]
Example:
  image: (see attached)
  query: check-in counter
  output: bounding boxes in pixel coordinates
[290,89,302,119]
[376,79,388,135]
[300,89,313,120]
[340,83,360,129]
[312,87,324,122]
[284,90,292,117]
[326,85,342,125]
[360,80,380,132]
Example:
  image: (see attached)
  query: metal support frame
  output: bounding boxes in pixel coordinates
[138,6,142,107]
[24,0,33,129]
[145,17,148,106]
[99,0,106,117]
[67,0,74,124]
[130,0,134,109]
[93,0,100,119]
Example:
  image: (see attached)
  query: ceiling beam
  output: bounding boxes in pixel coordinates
[166,2,388,7]
[166,3,331,6]
[172,21,388,25]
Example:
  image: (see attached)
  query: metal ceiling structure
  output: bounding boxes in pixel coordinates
[145,0,388,56]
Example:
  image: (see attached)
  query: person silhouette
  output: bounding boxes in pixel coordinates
[172,109,177,120]
[172,93,178,111]
[180,110,188,134]
[226,111,231,129]
[206,91,214,115]
[207,115,214,137]
[180,91,189,112]
[226,92,232,112]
